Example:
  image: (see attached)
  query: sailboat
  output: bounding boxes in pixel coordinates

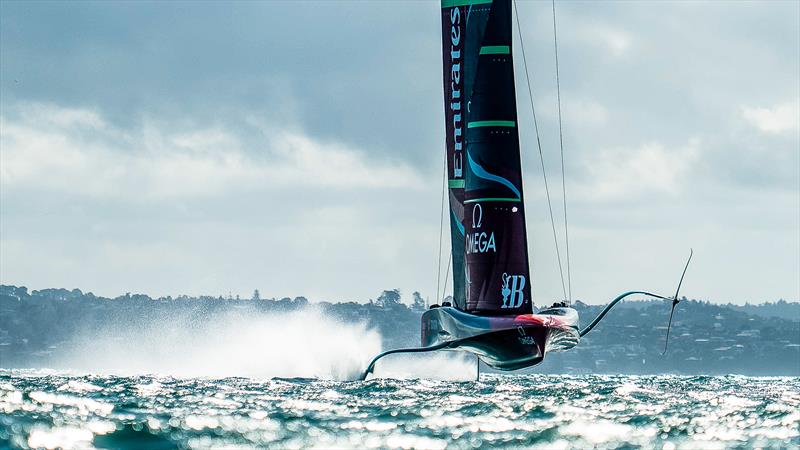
[361,0,691,380]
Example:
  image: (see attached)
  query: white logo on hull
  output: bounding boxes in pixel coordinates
[517,326,534,345]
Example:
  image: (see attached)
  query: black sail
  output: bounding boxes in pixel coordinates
[441,0,532,315]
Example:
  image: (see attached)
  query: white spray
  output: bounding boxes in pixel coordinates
[54,306,473,381]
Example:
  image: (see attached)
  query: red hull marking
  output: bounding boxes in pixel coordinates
[513,314,569,329]
[485,314,570,331]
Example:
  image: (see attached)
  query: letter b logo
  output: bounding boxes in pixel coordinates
[501,274,526,309]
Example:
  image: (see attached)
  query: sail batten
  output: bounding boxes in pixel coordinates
[441,0,493,8]
[468,120,516,128]
[479,45,510,55]
[464,198,521,204]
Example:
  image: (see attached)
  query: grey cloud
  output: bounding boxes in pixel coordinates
[1,1,444,166]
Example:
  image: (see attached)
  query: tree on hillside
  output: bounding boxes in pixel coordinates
[376,289,402,308]
[412,291,426,310]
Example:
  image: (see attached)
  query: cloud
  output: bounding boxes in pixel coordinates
[0,103,423,201]
[0,102,436,302]
[580,25,634,57]
[740,102,800,134]
[566,99,609,126]
[576,139,699,202]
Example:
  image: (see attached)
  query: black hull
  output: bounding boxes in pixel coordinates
[421,307,579,371]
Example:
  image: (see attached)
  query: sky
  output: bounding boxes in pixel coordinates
[1,0,798,305]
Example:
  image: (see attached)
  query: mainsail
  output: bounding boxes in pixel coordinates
[441,0,531,315]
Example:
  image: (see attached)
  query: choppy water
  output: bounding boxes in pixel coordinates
[1,371,798,449]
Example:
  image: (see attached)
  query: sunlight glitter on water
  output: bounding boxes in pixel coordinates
[0,371,798,449]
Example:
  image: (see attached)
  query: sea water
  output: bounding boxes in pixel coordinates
[1,371,798,449]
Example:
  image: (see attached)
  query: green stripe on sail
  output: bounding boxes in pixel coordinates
[467,120,516,128]
[479,45,510,55]
[441,0,492,8]
[448,179,465,188]
[464,198,521,203]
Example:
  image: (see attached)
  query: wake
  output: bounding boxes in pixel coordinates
[52,306,473,381]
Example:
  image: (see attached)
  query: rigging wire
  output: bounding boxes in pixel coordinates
[551,0,572,305]
[435,151,448,306]
[513,0,568,303]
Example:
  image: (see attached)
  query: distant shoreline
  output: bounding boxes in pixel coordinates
[2,285,798,376]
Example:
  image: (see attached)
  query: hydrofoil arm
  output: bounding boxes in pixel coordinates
[360,341,455,381]
[579,249,693,343]
[579,290,667,337]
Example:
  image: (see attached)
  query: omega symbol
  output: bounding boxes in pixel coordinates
[472,203,483,229]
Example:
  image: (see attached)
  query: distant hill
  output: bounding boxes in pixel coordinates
[722,300,800,322]
[1,285,798,376]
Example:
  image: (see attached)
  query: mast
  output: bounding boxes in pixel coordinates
[440,0,532,315]
[440,0,479,308]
